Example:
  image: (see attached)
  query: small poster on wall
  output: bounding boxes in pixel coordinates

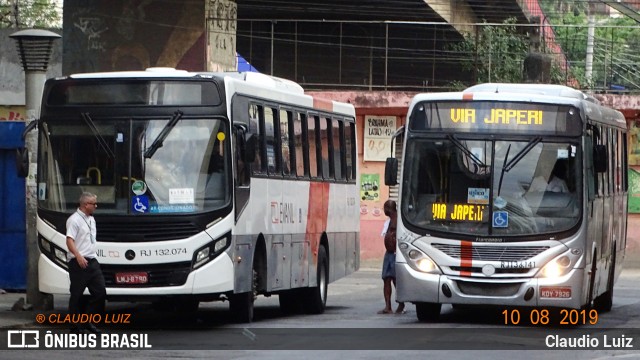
[364,115,396,162]
[360,173,380,202]
[629,168,640,213]
[360,173,384,219]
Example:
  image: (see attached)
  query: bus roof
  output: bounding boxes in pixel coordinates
[65,68,355,118]
[464,83,598,103]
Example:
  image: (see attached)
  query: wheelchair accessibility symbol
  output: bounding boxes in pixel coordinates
[132,195,149,213]
[492,211,508,228]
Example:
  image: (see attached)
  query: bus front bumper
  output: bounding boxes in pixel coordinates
[395,263,585,309]
[38,253,235,297]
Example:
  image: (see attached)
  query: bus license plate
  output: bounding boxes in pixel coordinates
[115,272,148,285]
[540,286,571,298]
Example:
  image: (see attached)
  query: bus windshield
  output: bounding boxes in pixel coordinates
[37,116,230,215]
[401,137,581,238]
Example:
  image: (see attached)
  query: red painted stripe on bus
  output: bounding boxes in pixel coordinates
[306,182,330,264]
[460,241,473,276]
[313,98,333,112]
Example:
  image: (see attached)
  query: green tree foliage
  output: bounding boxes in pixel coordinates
[540,0,640,91]
[449,18,528,86]
[0,0,61,29]
[447,18,570,89]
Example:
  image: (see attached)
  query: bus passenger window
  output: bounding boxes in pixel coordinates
[265,107,277,175]
[320,118,330,179]
[294,113,306,178]
[308,115,320,178]
[249,103,264,174]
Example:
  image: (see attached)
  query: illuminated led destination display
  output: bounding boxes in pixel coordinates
[430,203,488,222]
[409,101,582,135]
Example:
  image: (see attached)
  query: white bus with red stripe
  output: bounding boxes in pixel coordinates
[385,83,627,322]
[29,68,359,322]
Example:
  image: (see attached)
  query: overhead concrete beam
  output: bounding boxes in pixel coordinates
[425,0,478,34]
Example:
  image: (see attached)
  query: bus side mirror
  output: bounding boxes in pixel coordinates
[15,148,29,178]
[593,144,607,173]
[385,157,398,186]
[244,133,257,163]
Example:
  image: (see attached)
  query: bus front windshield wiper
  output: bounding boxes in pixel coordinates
[144,110,183,159]
[80,112,115,158]
[496,136,542,196]
[446,134,487,168]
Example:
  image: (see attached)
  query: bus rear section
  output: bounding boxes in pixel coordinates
[387,84,627,321]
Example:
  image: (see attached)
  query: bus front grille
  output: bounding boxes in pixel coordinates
[455,280,522,296]
[97,220,201,242]
[433,243,549,262]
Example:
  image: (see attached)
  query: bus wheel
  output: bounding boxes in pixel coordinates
[230,268,257,323]
[416,302,441,322]
[304,245,328,314]
[593,249,615,312]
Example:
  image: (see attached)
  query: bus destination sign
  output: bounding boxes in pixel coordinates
[430,203,488,222]
[410,101,581,135]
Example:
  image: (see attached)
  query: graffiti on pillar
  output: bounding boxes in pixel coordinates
[71,7,108,53]
[206,0,237,71]
[63,0,205,74]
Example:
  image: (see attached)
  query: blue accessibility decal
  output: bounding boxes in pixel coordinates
[132,195,149,213]
[492,211,508,228]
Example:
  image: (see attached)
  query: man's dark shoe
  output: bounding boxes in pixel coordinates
[85,323,102,334]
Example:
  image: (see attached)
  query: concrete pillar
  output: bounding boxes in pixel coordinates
[425,0,478,34]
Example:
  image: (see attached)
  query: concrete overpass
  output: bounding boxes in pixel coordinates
[236,0,529,89]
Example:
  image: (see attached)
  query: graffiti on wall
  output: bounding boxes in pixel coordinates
[0,107,25,121]
[63,0,206,74]
[206,0,237,71]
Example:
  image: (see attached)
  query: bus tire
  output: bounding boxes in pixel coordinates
[416,302,441,322]
[304,245,328,314]
[593,247,615,312]
[230,268,257,323]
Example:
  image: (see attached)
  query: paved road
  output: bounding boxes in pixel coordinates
[2,267,640,359]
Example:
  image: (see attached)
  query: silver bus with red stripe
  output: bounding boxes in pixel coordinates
[385,83,627,321]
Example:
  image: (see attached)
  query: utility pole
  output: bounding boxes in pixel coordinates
[10,29,60,311]
[585,2,596,90]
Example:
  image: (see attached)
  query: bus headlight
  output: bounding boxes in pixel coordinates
[405,247,440,274]
[192,232,231,269]
[38,236,68,270]
[539,254,572,278]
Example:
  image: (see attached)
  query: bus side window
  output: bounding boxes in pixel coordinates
[280,109,293,176]
[344,122,355,181]
[308,115,320,179]
[331,118,344,181]
[320,117,330,179]
[265,107,277,175]
[295,112,306,178]
[249,103,264,174]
